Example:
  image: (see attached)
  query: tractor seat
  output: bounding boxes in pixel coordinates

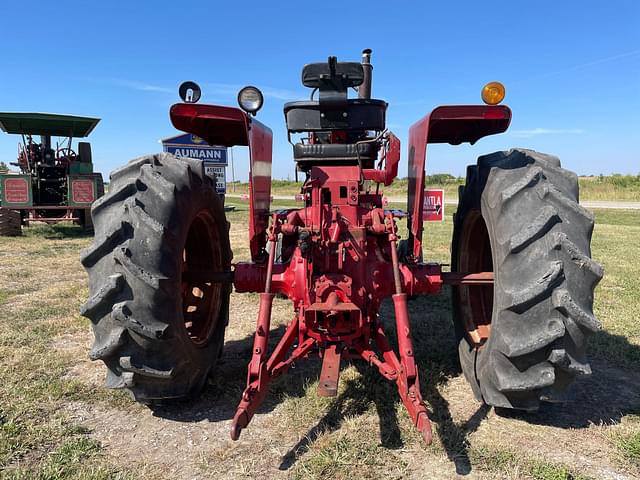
[284,99,387,132]
[293,142,377,171]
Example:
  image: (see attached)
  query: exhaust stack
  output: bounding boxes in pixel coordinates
[359,48,373,99]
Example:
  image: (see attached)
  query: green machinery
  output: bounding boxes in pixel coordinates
[0,112,105,235]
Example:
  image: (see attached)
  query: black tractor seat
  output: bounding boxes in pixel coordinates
[284,99,387,132]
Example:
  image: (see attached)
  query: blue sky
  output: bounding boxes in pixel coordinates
[1,1,638,181]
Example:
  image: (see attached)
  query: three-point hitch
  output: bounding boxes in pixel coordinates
[82,49,601,447]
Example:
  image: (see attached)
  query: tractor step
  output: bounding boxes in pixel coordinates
[318,343,342,397]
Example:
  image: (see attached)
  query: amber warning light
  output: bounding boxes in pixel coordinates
[481,81,506,105]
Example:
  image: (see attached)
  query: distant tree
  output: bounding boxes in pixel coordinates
[0,161,9,172]
[425,173,463,184]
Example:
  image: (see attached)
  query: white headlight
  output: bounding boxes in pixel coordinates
[237,86,264,115]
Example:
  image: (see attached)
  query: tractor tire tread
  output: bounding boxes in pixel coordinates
[82,153,231,403]
[0,209,22,236]
[452,148,602,410]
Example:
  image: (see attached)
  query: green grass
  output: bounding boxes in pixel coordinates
[593,208,640,227]
[580,174,640,201]
[616,430,640,466]
[1,436,134,480]
[589,209,640,368]
[0,207,638,478]
[0,225,133,478]
[0,289,9,306]
[470,447,593,480]
[292,430,406,480]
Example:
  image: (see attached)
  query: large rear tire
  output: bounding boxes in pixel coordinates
[451,149,603,410]
[81,153,232,403]
[78,209,94,233]
[0,208,22,236]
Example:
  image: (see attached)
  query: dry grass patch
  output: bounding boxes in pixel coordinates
[0,224,132,479]
[0,208,638,479]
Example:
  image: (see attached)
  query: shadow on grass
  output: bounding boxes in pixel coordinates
[149,288,640,476]
[277,360,405,471]
[496,330,640,429]
[407,291,487,476]
[150,324,317,425]
[150,292,464,471]
[275,291,474,472]
[24,223,93,239]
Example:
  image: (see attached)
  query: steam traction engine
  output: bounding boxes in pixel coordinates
[0,113,105,235]
[82,51,601,445]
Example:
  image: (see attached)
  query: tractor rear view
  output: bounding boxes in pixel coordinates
[81,50,602,444]
[0,113,105,235]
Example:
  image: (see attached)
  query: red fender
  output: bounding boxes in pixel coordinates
[406,105,511,260]
[170,103,273,261]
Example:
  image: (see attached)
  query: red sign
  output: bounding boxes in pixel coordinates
[71,179,95,204]
[4,178,29,204]
[423,189,444,222]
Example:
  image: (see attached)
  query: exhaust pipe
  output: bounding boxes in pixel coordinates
[359,48,373,100]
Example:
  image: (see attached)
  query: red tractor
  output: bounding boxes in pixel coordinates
[81,50,602,444]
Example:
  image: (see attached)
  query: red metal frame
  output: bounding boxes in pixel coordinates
[170,100,508,445]
[246,121,273,260]
[170,104,273,260]
[5,206,87,225]
[406,105,511,260]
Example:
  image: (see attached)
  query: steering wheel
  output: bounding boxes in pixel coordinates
[55,147,77,167]
[56,147,77,160]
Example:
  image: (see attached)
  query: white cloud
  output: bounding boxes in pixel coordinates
[86,77,174,94]
[87,77,302,102]
[260,86,303,101]
[131,83,173,93]
[203,82,302,101]
[516,49,640,84]
[510,127,585,138]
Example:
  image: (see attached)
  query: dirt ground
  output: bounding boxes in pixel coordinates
[1,207,639,479]
[59,299,640,479]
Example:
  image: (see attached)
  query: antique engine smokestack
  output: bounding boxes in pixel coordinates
[359,48,373,99]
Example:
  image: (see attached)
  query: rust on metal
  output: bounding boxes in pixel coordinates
[441,271,494,285]
[318,343,342,397]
